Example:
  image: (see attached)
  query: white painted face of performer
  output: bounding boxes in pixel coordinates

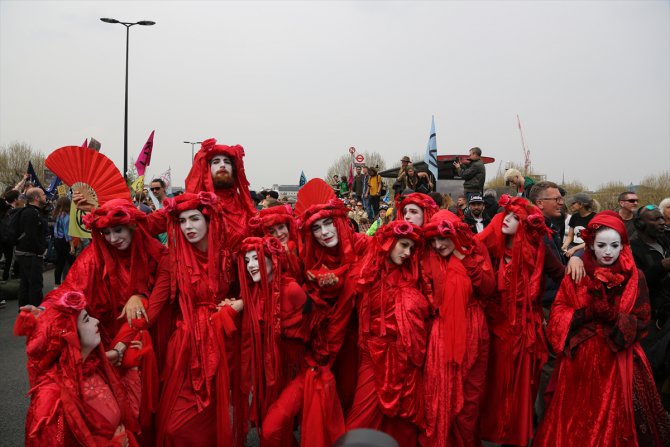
[269,223,290,245]
[592,228,623,267]
[389,238,415,265]
[179,209,209,252]
[311,217,339,248]
[502,212,520,236]
[403,204,424,227]
[244,250,274,283]
[78,310,101,359]
[102,225,133,251]
[431,236,455,258]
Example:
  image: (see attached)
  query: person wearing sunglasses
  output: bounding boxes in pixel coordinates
[618,191,639,237]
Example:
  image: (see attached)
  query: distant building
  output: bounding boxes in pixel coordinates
[273,184,300,202]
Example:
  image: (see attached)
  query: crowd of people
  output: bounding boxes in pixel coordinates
[2,140,670,447]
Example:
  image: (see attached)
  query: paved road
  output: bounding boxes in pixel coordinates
[0,266,55,447]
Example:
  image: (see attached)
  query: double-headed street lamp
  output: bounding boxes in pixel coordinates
[184,141,202,164]
[100,18,156,181]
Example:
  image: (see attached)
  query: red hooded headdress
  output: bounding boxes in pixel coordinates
[15,291,138,446]
[397,193,439,226]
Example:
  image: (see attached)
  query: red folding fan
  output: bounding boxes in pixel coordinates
[45,146,130,207]
[294,178,336,218]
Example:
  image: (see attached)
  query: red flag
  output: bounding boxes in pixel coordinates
[348,160,354,189]
[81,139,88,148]
[134,130,155,176]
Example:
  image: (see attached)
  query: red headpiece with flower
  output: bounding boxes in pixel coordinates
[357,220,423,287]
[79,199,166,339]
[248,204,299,242]
[14,290,139,441]
[424,209,475,255]
[237,236,288,404]
[184,137,257,219]
[299,199,357,270]
[397,193,439,226]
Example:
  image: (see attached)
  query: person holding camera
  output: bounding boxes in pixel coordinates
[453,147,486,202]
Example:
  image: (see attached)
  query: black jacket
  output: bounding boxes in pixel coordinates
[631,235,670,321]
[463,212,491,234]
[458,159,486,192]
[15,204,48,255]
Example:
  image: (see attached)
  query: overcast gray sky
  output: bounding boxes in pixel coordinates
[1,0,668,191]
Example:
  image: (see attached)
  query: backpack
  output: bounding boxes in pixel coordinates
[0,207,25,246]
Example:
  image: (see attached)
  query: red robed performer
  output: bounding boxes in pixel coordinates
[421,210,495,447]
[476,195,564,446]
[261,180,365,447]
[155,193,239,447]
[397,192,439,228]
[16,290,141,447]
[534,211,670,446]
[248,205,304,283]
[346,220,429,446]
[237,236,307,442]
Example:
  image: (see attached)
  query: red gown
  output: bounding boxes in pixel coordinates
[421,239,495,447]
[534,266,670,446]
[155,249,237,447]
[346,266,430,446]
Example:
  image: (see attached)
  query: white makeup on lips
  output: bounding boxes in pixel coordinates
[592,228,622,266]
[502,212,520,236]
[403,204,424,227]
[311,217,339,248]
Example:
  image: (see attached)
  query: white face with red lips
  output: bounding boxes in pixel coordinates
[179,209,208,246]
[592,228,622,266]
[244,250,273,283]
[403,204,424,227]
[311,217,339,248]
[431,236,455,258]
[389,238,415,265]
[502,212,520,236]
[102,225,133,251]
[210,155,233,178]
[269,223,290,244]
[77,310,101,351]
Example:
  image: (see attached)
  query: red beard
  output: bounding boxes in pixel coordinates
[213,171,234,189]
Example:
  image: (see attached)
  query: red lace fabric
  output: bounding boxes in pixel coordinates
[534,211,670,446]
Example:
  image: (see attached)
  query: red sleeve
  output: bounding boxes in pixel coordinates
[145,207,168,236]
[461,240,496,298]
[281,281,307,338]
[25,381,68,447]
[120,369,142,420]
[146,256,173,325]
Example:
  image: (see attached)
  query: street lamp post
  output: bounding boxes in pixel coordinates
[100,18,156,181]
[184,141,202,164]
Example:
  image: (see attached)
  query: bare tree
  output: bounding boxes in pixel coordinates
[0,142,46,191]
[325,151,387,182]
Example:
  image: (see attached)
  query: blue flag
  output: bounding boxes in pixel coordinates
[299,171,307,187]
[27,161,45,191]
[45,176,62,197]
[424,115,438,181]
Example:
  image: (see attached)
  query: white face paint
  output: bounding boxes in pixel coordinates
[311,217,339,248]
[431,236,455,258]
[77,310,101,351]
[210,155,233,178]
[389,237,415,265]
[403,204,424,227]
[502,212,520,236]
[244,250,273,283]
[269,223,290,244]
[179,209,208,248]
[592,228,623,266]
[102,225,133,251]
